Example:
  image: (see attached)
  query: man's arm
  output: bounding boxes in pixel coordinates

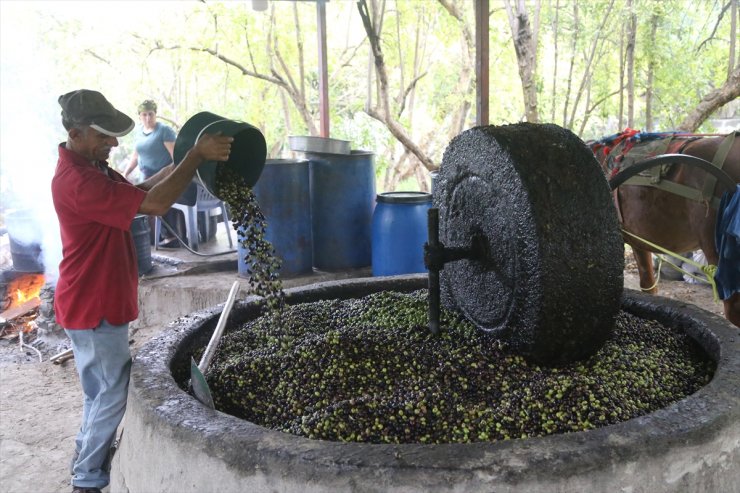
[123,149,139,180]
[164,140,175,161]
[138,133,232,216]
[135,165,174,192]
[135,139,177,191]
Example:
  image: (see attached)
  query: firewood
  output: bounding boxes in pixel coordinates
[51,348,74,364]
[0,298,41,324]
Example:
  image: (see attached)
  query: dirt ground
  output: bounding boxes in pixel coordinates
[0,263,726,493]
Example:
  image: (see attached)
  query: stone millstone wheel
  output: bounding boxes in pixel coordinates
[436,123,624,365]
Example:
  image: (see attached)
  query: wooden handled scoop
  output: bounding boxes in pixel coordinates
[190,280,241,408]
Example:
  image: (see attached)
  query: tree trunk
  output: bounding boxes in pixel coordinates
[579,82,592,136]
[626,0,636,128]
[504,0,540,122]
[567,0,614,130]
[562,2,578,127]
[357,0,437,172]
[550,0,560,123]
[730,0,737,77]
[645,13,659,132]
[406,7,433,189]
[438,0,475,137]
[678,67,740,132]
[293,3,306,103]
[395,6,406,108]
[618,21,625,129]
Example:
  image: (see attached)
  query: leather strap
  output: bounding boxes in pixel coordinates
[701,131,737,202]
[612,188,624,224]
[623,174,722,209]
[648,137,674,184]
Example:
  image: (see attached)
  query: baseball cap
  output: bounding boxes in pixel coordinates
[138,100,157,113]
[58,89,135,137]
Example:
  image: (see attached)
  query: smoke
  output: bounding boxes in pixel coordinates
[0,2,64,284]
[1,1,194,283]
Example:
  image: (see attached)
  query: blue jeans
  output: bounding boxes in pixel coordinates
[65,320,131,489]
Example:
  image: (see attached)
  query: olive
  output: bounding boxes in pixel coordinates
[206,289,713,445]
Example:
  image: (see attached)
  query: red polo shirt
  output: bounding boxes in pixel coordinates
[51,144,147,329]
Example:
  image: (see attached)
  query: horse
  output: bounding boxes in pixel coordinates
[590,130,740,327]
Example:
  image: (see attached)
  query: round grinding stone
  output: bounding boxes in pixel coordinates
[435,123,624,364]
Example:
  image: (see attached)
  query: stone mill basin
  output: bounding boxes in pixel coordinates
[112,275,740,493]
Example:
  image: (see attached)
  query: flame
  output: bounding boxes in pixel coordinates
[16,286,40,304]
[6,274,45,309]
[21,320,35,333]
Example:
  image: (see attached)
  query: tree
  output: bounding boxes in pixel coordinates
[729,0,737,77]
[625,0,636,128]
[549,0,560,123]
[561,1,579,127]
[437,0,475,136]
[21,0,738,180]
[644,11,660,132]
[570,0,616,135]
[503,0,540,122]
[678,67,740,132]
[357,0,436,175]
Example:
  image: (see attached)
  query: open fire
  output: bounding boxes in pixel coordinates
[6,273,44,310]
[0,272,44,337]
[0,268,67,363]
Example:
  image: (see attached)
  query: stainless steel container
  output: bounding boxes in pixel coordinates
[288,136,351,155]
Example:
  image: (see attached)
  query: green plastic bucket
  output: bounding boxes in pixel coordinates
[173,112,267,199]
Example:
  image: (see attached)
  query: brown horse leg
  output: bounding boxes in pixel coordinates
[723,293,740,328]
[632,246,658,294]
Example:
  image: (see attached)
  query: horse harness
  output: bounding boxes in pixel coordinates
[605,131,737,218]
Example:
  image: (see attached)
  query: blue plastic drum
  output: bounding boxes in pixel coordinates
[371,191,432,276]
[307,150,376,270]
[237,159,312,278]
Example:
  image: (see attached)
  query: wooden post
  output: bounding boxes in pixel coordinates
[475,0,489,126]
[317,0,330,137]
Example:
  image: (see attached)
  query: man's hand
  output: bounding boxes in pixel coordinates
[191,133,234,163]
[138,133,235,215]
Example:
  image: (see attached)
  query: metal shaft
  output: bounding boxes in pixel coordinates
[427,208,441,335]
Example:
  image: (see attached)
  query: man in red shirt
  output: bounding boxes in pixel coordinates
[52,89,233,493]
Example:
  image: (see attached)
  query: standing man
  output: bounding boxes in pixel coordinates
[52,89,232,493]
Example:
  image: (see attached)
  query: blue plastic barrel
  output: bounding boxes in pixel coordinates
[237,159,312,278]
[306,150,376,270]
[371,191,432,276]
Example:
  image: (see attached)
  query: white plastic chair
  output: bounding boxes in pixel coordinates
[155,183,233,251]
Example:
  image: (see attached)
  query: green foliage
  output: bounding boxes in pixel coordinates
[3,0,735,181]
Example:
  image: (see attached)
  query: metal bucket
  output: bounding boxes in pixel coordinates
[173,112,267,200]
[430,171,439,195]
[8,236,43,273]
[130,215,153,276]
[288,136,350,155]
[5,210,43,273]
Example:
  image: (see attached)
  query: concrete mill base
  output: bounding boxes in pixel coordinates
[111,275,740,493]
